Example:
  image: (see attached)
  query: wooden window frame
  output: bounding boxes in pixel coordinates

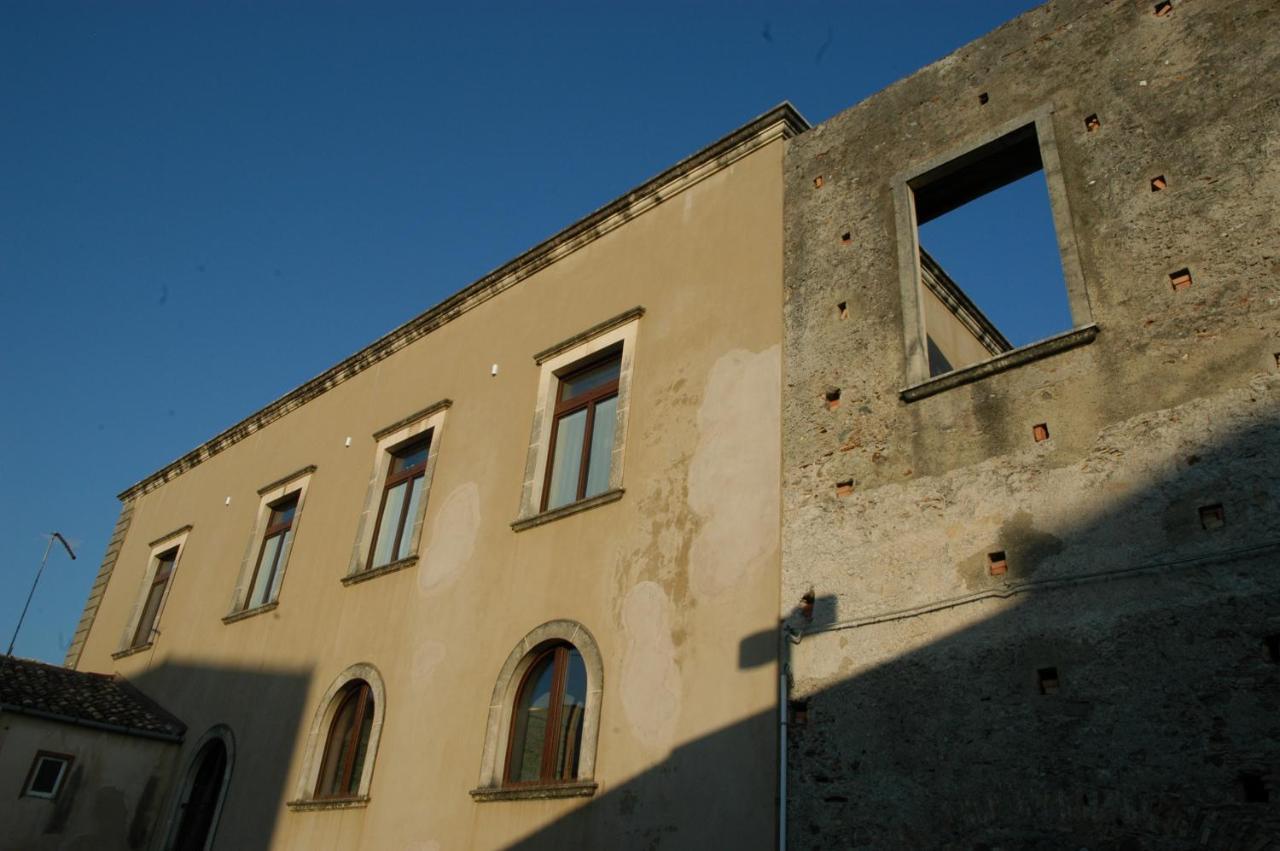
[314,681,373,800]
[133,547,177,648]
[365,434,431,571]
[502,643,583,787]
[540,350,621,512]
[241,493,298,612]
[22,751,73,800]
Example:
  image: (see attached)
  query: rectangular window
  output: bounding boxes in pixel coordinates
[133,548,176,648]
[368,434,431,570]
[243,493,298,610]
[542,350,621,511]
[894,111,1093,394]
[23,752,72,799]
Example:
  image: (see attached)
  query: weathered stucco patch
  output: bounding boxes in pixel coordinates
[418,482,480,593]
[620,581,681,750]
[688,346,781,598]
[412,640,448,684]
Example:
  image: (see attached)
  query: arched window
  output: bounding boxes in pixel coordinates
[164,725,234,851]
[472,621,603,801]
[315,680,374,799]
[504,644,587,785]
[289,663,386,809]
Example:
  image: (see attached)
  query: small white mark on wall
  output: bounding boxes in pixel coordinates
[412,641,448,685]
[620,581,681,750]
[418,482,480,594]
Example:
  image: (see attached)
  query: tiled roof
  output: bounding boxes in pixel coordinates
[0,656,184,741]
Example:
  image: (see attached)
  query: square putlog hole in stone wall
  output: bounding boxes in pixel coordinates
[824,388,841,411]
[1151,175,1168,192]
[1170,268,1193,291]
[835,479,854,497]
[1084,114,1101,132]
[1199,503,1225,530]
[1037,667,1060,695]
[1264,634,1280,665]
[1032,423,1050,442]
[789,699,810,727]
[1237,772,1269,804]
[1154,0,1173,16]
[837,301,848,320]
[988,551,1008,576]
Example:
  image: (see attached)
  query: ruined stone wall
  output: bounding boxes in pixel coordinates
[782,0,1280,846]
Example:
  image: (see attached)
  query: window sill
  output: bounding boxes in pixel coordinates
[899,323,1099,402]
[286,796,370,812]
[341,556,418,587]
[469,782,598,802]
[510,488,625,532]
[111,642,153,661]
[221,601,278,624]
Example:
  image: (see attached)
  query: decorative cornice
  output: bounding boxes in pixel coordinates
[256,466,317,497]
[147,525,193,549]
[116,104,809,502]
[372,399,452,441]
[469,781,598,802]
[534,307,645,365]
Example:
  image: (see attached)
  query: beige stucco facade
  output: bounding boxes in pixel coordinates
[69,105,805,850]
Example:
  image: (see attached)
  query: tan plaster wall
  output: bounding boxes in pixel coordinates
[75,135,786,850]
[920,286,994,372]
[0,714,177,851]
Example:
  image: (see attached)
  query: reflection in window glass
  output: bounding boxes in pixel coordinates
[546,409,587,510]
[506,645,587,785]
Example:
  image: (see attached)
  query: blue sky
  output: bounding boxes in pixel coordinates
[1,0,1050,664]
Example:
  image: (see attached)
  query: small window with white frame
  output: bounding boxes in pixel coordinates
[115,527,191,656]
[225,466,315,619]
[513,307,642,529]
[22,751,72,799]
[344,400,449,583]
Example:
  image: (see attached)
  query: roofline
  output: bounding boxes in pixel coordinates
[117,102,809,502]
[0,703,185,743]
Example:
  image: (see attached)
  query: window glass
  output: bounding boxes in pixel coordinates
[553,650,587,780]
[391,439,429,474]
[397,477,424,561]
[584,396,617,498]
[316,683,374,798]
[509,654,556,783]
[546,409,587,510]
[371,481,409,568]
[560,356,620,401]
[249,536,282,608]
[29,758,65,795]
[133,549,176,647]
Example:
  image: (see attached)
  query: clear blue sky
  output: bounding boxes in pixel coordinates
[2,0,1048,664]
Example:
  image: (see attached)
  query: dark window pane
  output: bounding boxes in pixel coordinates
[134,580,166,646]
[370,481,409,568]
[30,758,64,794]
[347,698,374,796]
[560,355,620,402]
[390,437,430,474]
[269,496,297,527]
[509,654,557,783]
[584,395,617,498]
[553,650,587,780]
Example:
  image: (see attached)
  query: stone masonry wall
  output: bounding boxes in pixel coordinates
[782,0,1280,847]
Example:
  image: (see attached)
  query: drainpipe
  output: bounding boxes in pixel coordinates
[778,623,797,851]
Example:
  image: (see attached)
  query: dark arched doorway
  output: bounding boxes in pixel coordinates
[170,735,230,851]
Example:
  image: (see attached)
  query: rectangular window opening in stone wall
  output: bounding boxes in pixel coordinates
[894,110,1094,391]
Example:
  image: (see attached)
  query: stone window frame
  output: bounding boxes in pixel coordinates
[21,751,73,799]
[470,620,603,802]
[343,400,450,586]
[161,724,235,851]
[892,106,1098,402]
[287,663,386,811]
[112,526,191,659]
[511,307,642,531]
[223,466,316,623]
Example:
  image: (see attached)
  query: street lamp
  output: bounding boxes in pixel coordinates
[6,532,77,657]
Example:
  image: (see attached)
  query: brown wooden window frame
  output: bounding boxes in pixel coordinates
[313,680,374,800]
[132,547,177,648]
[241,492,299,611]
[22,751,74,799]
[540,349,622,512]
[365,434,431,571]
[502,643,585,787]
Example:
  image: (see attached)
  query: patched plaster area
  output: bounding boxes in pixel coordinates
[620,581,681,750]
[418,482,480,594]
[688,345,781,598]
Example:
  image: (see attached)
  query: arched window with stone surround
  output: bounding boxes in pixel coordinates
[471,621,603,801]
[288,664,386,810]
